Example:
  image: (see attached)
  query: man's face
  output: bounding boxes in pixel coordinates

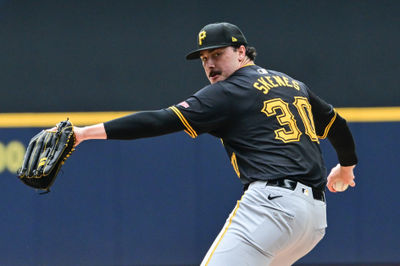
[199,46,243,84]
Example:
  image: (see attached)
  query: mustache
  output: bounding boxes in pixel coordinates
[209,70,222,78]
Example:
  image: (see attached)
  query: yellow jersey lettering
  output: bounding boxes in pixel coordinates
[257,77,273,90]
[253,82,270,94]
[266,77,279,87]
[292,80,300,90]
[255,75,301,94]
[283,76,293,88]
[261,99,301,142]
[272,76,286,87]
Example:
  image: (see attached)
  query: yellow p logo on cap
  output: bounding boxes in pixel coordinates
[198,31,206,46]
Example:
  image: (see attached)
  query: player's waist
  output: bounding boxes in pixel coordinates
[246,178,325,202]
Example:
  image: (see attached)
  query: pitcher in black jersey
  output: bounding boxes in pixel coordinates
[72,22,357,265]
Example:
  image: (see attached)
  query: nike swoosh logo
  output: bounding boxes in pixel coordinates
[268,194,283,200]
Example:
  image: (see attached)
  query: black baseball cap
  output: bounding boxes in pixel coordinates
[186,22,248,60]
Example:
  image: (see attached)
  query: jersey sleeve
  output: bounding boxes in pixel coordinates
[104,108,184,139]
[307,87,358,166]
[306,87,337,138]
[169,83,231,138]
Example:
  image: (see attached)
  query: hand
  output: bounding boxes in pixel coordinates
[72,126,86,147]
[44,126,83,147]
[45,125,84,147]
[46,127,57,132]
[326,164,356,193]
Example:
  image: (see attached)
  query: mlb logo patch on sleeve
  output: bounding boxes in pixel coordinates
[178,101,190,108]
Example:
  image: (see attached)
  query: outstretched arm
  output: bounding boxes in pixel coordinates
[73,108,184,147]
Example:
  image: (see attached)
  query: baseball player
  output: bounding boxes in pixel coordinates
[73,22,357,265]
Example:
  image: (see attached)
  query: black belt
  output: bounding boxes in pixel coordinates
[245,179,325,202]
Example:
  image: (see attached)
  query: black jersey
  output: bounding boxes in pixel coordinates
[171,64,337,190]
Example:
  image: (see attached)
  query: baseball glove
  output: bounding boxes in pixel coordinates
[17,119,76,193]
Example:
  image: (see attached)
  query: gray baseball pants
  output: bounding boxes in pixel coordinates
[201,180,327,266]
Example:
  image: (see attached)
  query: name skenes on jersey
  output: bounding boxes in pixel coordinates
[171,64,336,190]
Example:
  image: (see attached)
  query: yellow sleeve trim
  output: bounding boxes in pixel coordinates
[230,152,240,178]
[169,106,198,138]
[318,110,337,139]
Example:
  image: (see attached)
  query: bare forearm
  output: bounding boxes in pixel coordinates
[74,123,107,146]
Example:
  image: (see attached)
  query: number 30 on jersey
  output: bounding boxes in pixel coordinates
[261,97,319,143]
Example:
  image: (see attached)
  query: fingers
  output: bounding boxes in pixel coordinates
[326,163,356,192]
[72,126,84,147]
[327,183,337,193]
[326,164,340,184]
[45,127,57,132]
[326,176,338,193]
[73,138,81,148]
[344,169,356,187]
